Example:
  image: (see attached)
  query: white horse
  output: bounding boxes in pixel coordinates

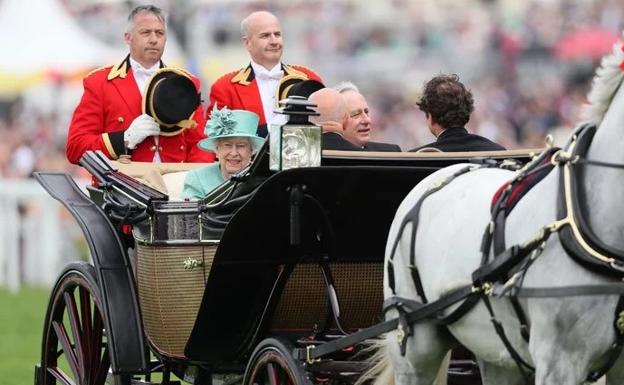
[375,41,624,385]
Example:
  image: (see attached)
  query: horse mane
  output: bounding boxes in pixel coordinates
[581,34,624,125]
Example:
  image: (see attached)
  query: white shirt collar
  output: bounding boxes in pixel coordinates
[250,60,283,80]
[129,57,159,75]
[129,57,161,162]
[129,57,160,96]
[249,61,283,123]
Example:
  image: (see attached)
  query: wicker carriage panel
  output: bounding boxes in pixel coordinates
[269,263,383,331]
[269,265,327,331]
[333,263,383,327]
[136,244,216,358]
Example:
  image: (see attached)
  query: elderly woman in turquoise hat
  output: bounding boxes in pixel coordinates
[182,106,265,200]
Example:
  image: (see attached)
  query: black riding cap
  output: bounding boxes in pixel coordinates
[143,68,201,136]
[274,74,308,108]
[288,79,325,99]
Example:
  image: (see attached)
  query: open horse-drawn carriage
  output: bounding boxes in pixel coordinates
[32,128,533,385]
[32,38,624,385]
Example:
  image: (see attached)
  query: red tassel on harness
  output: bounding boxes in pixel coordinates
[122,224,133,235]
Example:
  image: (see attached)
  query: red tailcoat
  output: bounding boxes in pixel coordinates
[207,63,322,136]
[66,56,215,164]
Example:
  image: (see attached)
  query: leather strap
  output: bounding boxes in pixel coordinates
[436,292,481,325]
[556,124,624,277]
[512,284,624,298]
[387,165,478,301]
[299,286,476,362]
[482,296,534,384]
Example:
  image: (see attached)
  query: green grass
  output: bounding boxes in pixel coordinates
[0,286,50,385]
[0,286,188,385]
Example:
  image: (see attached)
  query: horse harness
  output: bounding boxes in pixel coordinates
[382,123,624,383]
[298,125,624,375]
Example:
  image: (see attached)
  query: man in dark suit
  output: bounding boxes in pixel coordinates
[409,74,505,152]
[308,88,363,151]
[334,82,401,152]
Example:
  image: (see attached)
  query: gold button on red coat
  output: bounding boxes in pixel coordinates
[179,145,185,151]
[158,146,163,151]
[150,145,156,152]
[117,117,124,123]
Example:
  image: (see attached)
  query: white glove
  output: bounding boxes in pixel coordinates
[124,114,160,149]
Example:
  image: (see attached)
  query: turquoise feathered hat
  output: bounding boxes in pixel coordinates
[198,105,265,153]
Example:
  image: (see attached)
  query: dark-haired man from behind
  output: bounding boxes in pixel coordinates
[409,74,505,152]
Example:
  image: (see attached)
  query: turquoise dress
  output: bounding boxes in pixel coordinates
[181,163,226,200]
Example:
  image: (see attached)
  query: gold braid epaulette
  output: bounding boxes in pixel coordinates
[85,66,109,78]
[230,67,251,85]
[284,64,312,78]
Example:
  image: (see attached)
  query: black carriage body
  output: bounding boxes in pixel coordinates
[183,149,533,364]
[35,148,534,384]
[186,164,443,362]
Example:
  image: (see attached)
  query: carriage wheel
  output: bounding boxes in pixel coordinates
[243,338,313,385]
[37,262,128,385]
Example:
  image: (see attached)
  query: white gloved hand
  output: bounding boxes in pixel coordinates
[124,114,160,149]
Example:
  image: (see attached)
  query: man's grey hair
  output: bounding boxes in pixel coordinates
[240,16,250,37]
[333,81,360,94]
[126,5,166,32]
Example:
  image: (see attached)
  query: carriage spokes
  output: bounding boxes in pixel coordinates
[244,339,311,385]
[38,262,120,385]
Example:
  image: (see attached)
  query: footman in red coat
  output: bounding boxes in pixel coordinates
[66,5,214,164]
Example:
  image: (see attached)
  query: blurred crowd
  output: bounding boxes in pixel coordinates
[0,0,622,179]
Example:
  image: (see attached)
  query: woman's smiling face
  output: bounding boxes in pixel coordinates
[215,137,253,177]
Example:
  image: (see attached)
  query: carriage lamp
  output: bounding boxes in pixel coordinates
[269,96,321,171]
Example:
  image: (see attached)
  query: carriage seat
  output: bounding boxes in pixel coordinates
[111,161,209,201]
[161,171,189,201]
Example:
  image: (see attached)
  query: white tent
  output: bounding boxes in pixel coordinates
[0,0,120,74]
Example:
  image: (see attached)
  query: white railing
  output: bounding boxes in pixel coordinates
[0,177,89,292]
